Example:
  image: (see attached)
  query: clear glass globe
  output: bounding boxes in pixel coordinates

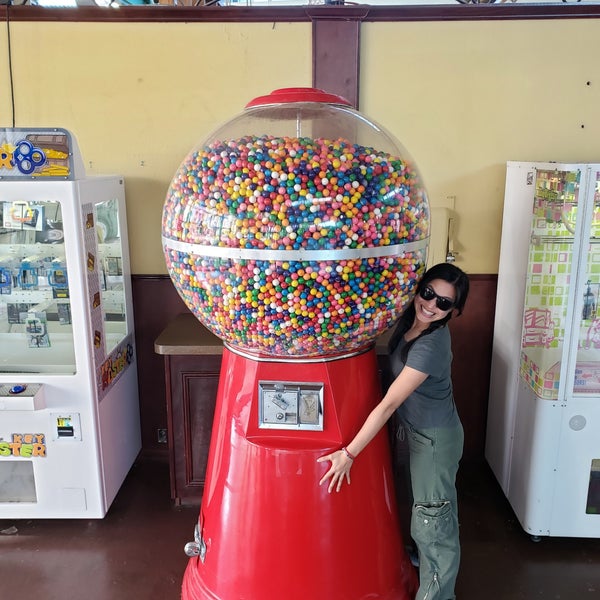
[162,88,430,358]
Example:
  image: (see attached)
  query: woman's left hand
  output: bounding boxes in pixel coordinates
[317,450,353,493]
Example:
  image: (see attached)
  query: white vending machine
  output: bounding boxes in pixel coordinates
[486,161,600,538]
[0,128,140,519]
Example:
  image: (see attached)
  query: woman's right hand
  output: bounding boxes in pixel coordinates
[317,450,354,493]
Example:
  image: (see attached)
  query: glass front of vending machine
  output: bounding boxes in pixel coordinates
[524,165,600,537]
[0,128,140,519]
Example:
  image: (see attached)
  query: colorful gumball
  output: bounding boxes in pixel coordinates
[162,88,430,358]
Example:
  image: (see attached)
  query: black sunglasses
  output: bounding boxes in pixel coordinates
[419,285,455,311]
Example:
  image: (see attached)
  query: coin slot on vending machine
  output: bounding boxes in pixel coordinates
[50,413,81,441]
[259,382,323,430]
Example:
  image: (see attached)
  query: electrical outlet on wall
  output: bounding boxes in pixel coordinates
[157,428,167,444]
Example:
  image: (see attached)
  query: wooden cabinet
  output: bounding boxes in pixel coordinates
[155,314,223,505]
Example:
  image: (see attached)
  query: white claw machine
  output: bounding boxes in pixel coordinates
[486,161,600,538]
[0,128,140,518]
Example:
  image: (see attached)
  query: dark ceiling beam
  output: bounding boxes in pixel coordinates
[2,4,600,23]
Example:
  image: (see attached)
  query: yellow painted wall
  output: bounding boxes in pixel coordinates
[0,21,312,273]
[362,20,600,273]
[1,18,599,275]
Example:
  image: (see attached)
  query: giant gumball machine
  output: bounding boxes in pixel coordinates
[162,88,429,600]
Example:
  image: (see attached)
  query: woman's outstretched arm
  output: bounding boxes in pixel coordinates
[317,366,428,493]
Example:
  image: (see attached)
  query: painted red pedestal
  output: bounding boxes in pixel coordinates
[182,346,417,600]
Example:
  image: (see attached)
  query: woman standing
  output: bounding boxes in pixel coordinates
[318,262,470,600]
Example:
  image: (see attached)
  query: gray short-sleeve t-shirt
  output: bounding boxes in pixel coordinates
[389,325,460,429]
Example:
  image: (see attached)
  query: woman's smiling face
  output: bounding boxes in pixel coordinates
[414,278,456,326]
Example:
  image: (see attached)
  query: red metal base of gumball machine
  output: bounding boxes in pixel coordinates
[182,345,418,600]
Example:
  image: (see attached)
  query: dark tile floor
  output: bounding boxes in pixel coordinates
[1,458,600,600]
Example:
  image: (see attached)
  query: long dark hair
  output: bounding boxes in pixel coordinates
[388,262,470,359]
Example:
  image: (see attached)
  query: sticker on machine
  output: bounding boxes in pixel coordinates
[97,335,135,400]
[0,433,47,458]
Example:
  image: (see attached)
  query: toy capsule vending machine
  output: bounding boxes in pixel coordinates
[0,128,140,519]
[163,89,428,599]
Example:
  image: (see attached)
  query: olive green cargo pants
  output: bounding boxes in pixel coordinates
[405,421,464,600]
